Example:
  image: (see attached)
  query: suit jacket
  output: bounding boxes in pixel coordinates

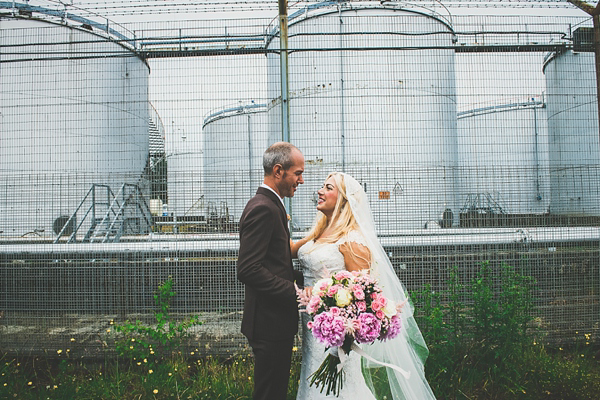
[237,187,303,341]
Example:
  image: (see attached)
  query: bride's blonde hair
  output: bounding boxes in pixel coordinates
[305,172,360,244]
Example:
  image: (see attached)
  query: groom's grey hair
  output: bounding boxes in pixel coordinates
[263,142,300,175]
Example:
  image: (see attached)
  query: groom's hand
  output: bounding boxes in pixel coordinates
[293,269,304,288]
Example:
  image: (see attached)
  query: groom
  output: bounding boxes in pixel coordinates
[237,141,305,400]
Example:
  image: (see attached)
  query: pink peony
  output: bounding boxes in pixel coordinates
[355,313,381,344]
[311,311,346,347]
[381,315,402,341]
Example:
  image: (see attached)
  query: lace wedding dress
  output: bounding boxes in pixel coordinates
[296,230,376,400]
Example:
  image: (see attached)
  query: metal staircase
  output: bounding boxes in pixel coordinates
[54,183,153,244]
[461,193,506,215]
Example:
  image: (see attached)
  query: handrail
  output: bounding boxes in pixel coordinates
[0,1,136,49]
[53,183,152,244]
[89,185,124,243]
[53,184,113,244]
[89,183,153,243]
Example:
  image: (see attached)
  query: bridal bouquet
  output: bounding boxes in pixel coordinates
[297,269,404,396]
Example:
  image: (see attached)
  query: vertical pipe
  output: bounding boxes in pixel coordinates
[247,113,253,197]
[279,0,290,144]
[533,106,541,200]
[278,0,292,224]
[594,14,600,142]
[339,6,346,172]
[92,185,96,232]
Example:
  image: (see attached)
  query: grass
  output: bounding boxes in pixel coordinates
[0,346,598,399]
[0,352,272,399]
[1,266,599,399]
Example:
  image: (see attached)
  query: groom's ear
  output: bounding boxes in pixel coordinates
[273,163,284,178]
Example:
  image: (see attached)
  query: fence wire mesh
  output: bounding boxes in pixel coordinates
[0,0,599,356]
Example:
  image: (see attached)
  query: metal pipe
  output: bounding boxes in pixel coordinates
[278,0,293,226]
[594,13,600,143]
[2,227,599,256]
[279,0,290,143]
[534,106,541,200]
[338,5,346,172]
[247,113,253,191]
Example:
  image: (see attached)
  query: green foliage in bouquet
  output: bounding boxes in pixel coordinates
[113,276,201,366]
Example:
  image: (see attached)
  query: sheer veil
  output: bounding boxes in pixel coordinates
[341,172,436,399]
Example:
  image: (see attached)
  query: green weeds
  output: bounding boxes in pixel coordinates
[1,264,598,399]
[113,276,201,367]
[411,261,600,399]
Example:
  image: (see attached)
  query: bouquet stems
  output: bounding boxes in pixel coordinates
[308,336,354,397]
[309,353,344,396]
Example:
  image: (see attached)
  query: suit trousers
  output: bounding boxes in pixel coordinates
[249,335,295,400]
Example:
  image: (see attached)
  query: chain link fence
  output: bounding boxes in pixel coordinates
[0,0,598,356]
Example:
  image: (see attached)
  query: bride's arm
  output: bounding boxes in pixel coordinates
[290,237,310,258]
[339,241,371,272]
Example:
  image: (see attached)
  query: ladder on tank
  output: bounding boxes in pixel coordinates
[54,183,153,244]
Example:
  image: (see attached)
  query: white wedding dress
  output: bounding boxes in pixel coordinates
[296,230,376,400]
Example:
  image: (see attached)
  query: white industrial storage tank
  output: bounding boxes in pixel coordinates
[202,103,270,223]
[456,99,551,216]
[165,138,203,218]
[266,2,459,232]
[0,10,150,239]
[544,49,599,216]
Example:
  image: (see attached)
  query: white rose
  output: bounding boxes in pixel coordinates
[335,287,352,307]
[382,299,398,318]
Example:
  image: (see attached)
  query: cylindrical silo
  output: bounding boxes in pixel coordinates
[456,98,551,219]
[544,50,599,216]
[266,3,458,232]
[165,140,203,219]
[202,103,270,226]
[0,12,150,239]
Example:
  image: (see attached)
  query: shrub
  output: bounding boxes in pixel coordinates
[412,262,537,397]
[113,276,201,366]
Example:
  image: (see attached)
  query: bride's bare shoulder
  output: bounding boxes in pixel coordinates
[339,236,371,272]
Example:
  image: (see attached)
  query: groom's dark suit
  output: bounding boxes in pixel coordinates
[237,187,303,400]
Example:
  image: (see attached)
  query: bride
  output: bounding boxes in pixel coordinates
[291,172,436,399]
